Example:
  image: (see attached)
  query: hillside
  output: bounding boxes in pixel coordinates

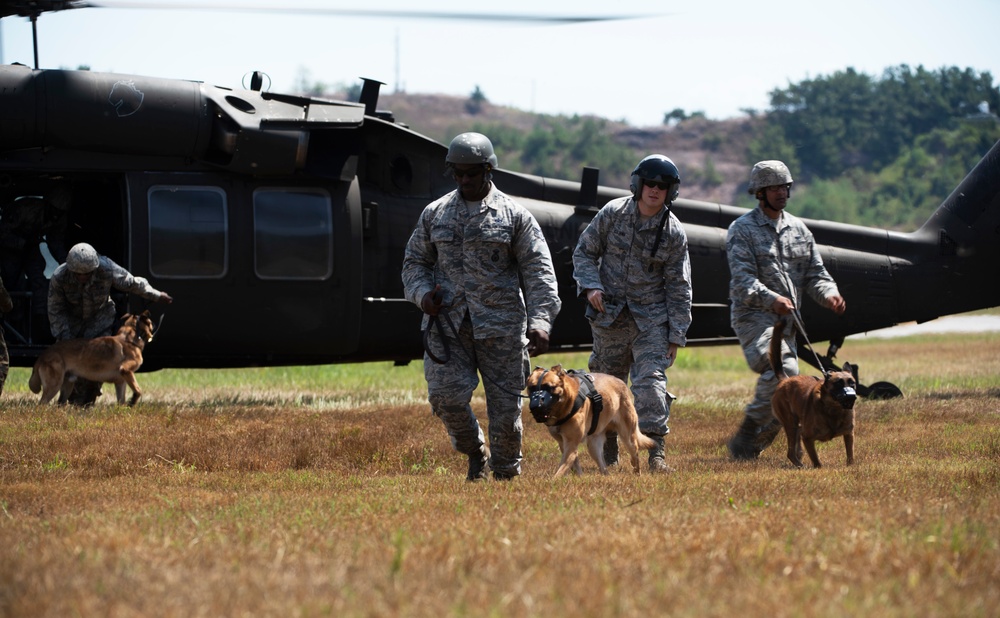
[377,92,761,206]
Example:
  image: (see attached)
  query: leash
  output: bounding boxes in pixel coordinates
[423,312,453,365]
[788,309,829,377]
[151,313,165,340]
[424,307,529,401]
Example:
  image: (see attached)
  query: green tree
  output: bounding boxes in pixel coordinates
[466,85,487,115]
[746,123,801,178]
[764,65,999,179]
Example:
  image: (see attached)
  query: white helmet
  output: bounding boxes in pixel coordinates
[748,160,794,194]
[66,242,100,274]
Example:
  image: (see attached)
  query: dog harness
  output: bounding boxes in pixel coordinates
[553,370,604,436]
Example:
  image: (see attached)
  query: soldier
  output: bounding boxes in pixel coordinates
[48,242,174,405]
[726,160,846,460]
[0,185,70,341]
[402,132,561,481]
[572,154,692,473]
[0,274,12,397]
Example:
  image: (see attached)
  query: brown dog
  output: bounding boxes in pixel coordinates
[29,311,155,406]
[526,365,657,477]
[769,318,857,468]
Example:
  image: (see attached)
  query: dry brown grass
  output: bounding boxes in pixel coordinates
[1,334,998,617]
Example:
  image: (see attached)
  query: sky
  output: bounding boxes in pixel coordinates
[1,0,999,128]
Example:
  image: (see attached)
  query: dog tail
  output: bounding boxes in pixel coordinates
[769,318,788,381]
[28,364,41,394]
[636,433,658,451]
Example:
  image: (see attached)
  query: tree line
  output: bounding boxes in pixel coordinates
[466,65,1000,231]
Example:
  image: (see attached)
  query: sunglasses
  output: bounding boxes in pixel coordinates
[452,167,486,179]
[643,179,672,190]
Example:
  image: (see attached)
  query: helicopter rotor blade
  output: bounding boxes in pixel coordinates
[1,1,94,19]
[81,1,651,24]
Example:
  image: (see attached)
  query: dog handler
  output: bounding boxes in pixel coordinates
[726,160,846,459]
[401,132,561,481]
[572,154,692,473]
[48,242,173,405]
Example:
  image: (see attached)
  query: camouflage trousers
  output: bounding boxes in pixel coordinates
[733,319,799,424]
[423,315,529,478]
[588,306,672,437]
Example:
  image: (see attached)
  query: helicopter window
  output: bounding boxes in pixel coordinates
[390,155,413,191]
[148,187,227,278]
[253,188,332,280]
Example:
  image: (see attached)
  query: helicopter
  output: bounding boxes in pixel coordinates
[1,3,999,402]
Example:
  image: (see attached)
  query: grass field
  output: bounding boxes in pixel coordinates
[1,331,998,617]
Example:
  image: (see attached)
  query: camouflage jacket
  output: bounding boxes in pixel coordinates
[572,196,693,346]
[727,206,840,328]
[0,275,12,314]
[48,256,164,340]
[401,184,561,339]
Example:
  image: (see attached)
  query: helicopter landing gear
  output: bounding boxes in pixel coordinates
[801,337,904,399]
[856,380,904,400]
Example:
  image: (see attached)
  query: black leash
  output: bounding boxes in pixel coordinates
[423,312,454,365]
[789,309,829,377]
[423,307,528,401]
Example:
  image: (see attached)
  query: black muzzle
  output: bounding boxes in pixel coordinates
[529,390,554,422]
[833,385,857,409]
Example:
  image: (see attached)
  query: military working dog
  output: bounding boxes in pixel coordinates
[29,310,155,406]
[526,365,657,477]
[769,318,858,468]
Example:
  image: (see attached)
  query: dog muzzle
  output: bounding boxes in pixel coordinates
[834,386,857,409]
[528,390,554,422]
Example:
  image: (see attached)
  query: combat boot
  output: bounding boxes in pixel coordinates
[753,419,782,454]
[647,435,674,474]
[603,432,619,467]
[728,416,761,460]
[466,446,490,482]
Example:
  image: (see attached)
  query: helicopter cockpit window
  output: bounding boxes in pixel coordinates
[253,189,333,280]
[148,187,227,278]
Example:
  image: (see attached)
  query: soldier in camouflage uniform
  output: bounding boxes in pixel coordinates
[401,133,561,482]
[572,155,692,473]
[726,160,846,460]
[0,186,70,341]
[48,242,173,405]
[0,274,13,396]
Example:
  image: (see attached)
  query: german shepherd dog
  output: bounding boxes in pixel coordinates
[526,365,657,477]
[770,318,858,468]
[29,311,156,406]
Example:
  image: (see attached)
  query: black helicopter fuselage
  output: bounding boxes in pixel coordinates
[1,66,998,370]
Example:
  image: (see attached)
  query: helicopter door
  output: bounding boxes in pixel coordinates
[125,172,363,366]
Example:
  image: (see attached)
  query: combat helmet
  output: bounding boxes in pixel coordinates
[748,160,793,195]
[66,242,100,274]
[630,154,681,202]
[446,132,498,168]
